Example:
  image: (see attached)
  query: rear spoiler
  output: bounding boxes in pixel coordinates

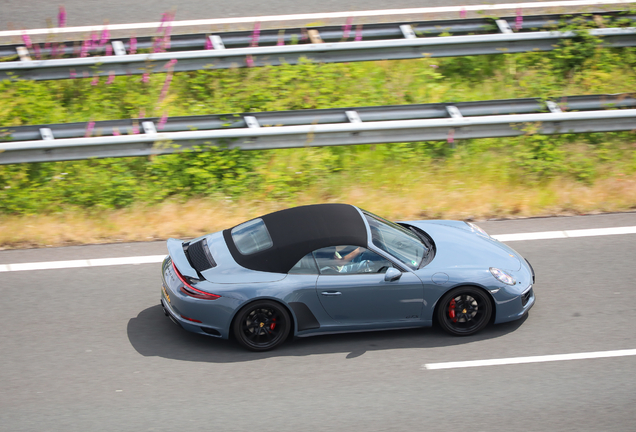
[166,238,199,279]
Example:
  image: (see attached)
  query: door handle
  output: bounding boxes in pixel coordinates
[321,291,342,296]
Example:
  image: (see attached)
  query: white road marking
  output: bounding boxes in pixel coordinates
[492,230,567,241]
[423,348,636,370]
[0,255,165,272]
[492,225,636,242]
[0,225,634,272]
[0,1,631,38]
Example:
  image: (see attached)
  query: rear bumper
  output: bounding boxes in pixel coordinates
[161,285,234,339]
[161,262,242,339]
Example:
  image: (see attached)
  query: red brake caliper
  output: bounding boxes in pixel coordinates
[448,299,457,322]
[270,318,277,330]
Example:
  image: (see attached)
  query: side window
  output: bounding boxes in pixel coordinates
[313,246,393,275]
[288,253,319,275]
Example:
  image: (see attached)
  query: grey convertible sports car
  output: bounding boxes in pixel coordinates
[161,203,535,351]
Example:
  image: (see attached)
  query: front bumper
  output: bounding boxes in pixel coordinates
[493,284,535,324]
[492,258,536,324]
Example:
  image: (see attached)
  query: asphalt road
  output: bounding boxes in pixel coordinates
[0,0,603,32]
[0,212,635,431]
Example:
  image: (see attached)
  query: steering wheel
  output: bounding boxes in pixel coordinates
[357,259,374,273]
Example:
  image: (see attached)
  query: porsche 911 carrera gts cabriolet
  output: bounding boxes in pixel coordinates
[160,203,535,351]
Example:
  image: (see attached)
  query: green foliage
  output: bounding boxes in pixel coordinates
[1,15,635,215]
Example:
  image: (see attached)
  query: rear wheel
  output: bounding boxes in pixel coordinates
[233,301,291,351]
[437,287,492,336]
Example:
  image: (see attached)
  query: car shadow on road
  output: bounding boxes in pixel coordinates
[128,304,528,363]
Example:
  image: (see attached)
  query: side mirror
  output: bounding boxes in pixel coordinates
[384,267,402,282]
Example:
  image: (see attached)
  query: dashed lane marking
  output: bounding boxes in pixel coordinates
[0,255,166,272]
[423,348,636,370]
[492,225,636,242]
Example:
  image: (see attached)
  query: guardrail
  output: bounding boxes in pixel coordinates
[1,11,634,81]
[1,93,634,164]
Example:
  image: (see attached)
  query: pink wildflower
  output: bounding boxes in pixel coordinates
[163,26,172,50]
[343,17,353,40]
[354,25,363,42]
[85,121,95,137]
[277,30,285,46]
[164,59,177,69]
[157,113,168,130]
[105,44,112,56]
[460,8,467,19]
[58,6,66,28]
[80,40,89,57]
[158,12,168,31]
[69,69,76,79]
[516,8,523,31]
[141,73,149,83]
[33,44,41,60]
[132,124,140,134]
[447,129,455,144]
[91,76,99,86]
[129,37,137,55]
[100,27,110,46]
[106,72,115,84]
[205,36,213,50]
[21,32,32,48]
[112,128,120,136]
[246,55,254,68]
[251,22,261,47]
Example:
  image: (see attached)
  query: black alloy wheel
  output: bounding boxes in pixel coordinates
[233,300,291,351]
[437,287,492,336]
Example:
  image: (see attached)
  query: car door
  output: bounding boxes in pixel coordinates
[313,245,424,324]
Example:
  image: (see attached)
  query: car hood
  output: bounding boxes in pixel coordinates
[405,220,522,272]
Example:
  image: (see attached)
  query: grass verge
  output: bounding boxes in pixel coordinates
[2,163,635,249]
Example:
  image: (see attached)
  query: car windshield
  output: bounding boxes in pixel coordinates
[363,211,427,270]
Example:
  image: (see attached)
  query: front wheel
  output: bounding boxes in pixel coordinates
[437,287,492,336]
[233,300,291,351]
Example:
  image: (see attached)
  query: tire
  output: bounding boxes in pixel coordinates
[437,287,492,336]
[233,300,291,351]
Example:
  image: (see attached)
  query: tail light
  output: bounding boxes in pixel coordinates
[172,261,221,300]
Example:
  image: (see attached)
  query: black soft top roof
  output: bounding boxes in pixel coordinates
[223,204,368,273]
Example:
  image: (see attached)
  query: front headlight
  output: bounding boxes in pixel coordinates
[466,221,489,237]
[490,267,516,286]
